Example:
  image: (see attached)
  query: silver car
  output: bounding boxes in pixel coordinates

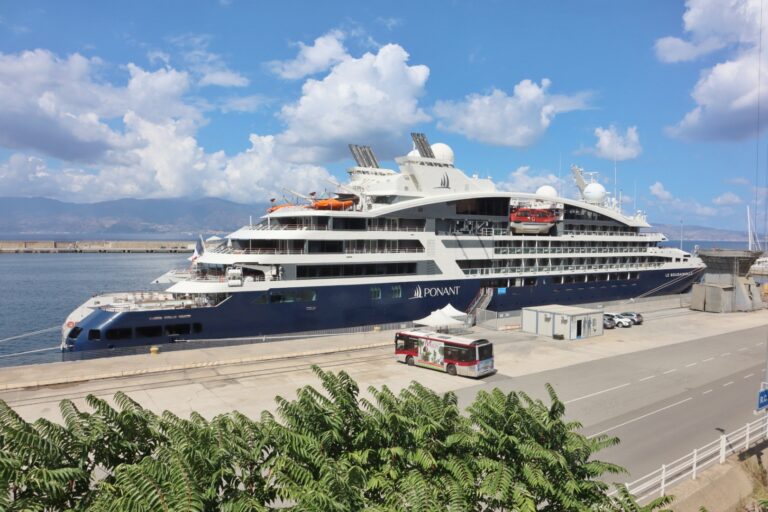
[605,312,632,328]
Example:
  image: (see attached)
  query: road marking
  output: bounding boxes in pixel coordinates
[564,382,631,404]
[702,357,715,362]
[638,375,656,382]
[703,389,713,395]
[744,373,755,379]
[663,369,677,375]
[723,381,734,387]
[738,347,748,352]
[588,397,693,438]
[685,363,697,368]
[721,352,732,357]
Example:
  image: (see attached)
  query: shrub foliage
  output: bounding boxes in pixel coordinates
[0,366,669,511]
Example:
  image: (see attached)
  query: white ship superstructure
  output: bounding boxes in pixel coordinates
[62,134,704,353]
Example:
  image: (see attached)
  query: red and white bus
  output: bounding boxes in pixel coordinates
[394,330,495,378]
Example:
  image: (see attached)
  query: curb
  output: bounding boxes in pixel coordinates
[0,341,392,392]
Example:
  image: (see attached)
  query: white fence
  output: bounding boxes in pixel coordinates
[621,414,768,501]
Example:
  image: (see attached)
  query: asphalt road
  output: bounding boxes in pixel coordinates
[455,323,768,480]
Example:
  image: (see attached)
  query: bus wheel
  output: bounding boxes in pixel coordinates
[447,364,457,376]
[406,356,414,366]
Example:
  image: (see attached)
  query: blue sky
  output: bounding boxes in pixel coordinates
[0,0,765,230]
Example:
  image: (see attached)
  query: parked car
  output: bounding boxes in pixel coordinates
[619,312,644,325]
[603,314,616,329]
[605,312,632,328]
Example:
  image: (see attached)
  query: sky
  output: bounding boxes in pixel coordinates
[0,0,766,230]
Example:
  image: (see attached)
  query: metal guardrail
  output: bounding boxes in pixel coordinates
[621,414,768,502]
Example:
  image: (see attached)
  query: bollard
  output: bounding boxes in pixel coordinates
[150,346,160,355]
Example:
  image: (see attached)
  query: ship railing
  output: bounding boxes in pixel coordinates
[209,247,425,256]
[242,224,424,233]
[188,274,268,282]
[563,231,661,237]
[461,262,663,276]
[493,247,650,255]
[100,292,218,312]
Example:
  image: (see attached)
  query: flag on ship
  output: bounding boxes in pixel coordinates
[188,235,205,262]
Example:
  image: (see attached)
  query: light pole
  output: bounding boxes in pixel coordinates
[680,220,684,251]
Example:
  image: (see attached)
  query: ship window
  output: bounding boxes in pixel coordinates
[391,285,402,299]
[193,323,203,333]
[136,326,162,338]
[88,329,100,341]
[67,327,82,339]
[270,290,317,303]
[106,328,132,340]
[370,287,382,300]
[166,324,191,335]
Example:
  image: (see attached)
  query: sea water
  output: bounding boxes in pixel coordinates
[0,253,188,366]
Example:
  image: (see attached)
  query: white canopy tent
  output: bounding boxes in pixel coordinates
[413,310,465,329]
[439,303,468,319]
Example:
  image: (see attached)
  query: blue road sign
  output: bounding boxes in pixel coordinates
[758,389,768,411]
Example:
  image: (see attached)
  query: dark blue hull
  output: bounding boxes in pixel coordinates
[63,268,700,353]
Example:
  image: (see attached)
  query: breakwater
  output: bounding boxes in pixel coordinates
[0,240,193,253]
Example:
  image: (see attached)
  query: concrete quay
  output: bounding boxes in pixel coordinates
[0,240,194,253]
[2,297,768,492]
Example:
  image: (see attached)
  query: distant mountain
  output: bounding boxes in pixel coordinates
[0,196,753,241]
[650,223,747,242]
[0,197,268,236]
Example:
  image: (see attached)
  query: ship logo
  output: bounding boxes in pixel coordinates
[436,172,450,189]
[410,284,460,299]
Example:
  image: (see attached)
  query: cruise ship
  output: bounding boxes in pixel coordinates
[61,133,704,353]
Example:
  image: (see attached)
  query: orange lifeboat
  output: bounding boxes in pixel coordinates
[267,203,295,214]
[311,198,355,211]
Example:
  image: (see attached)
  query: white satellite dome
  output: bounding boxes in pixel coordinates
[430,142,454,164]
[407,149,420,157]
[583,182,607,203]
[535,185,558,199]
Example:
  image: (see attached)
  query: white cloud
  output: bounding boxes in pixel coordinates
[713,191,742,205]
[498,166,565,194]
[218,94,268,113]
[147,50,170,66]
[377,17,403,30]
[0,47,332,202]
[592,125,642,161]
[649,181,673,201]
[726,176,751,185]
[268,30,349,80]
[0,49,198,163]
[433,79,589,147]
[276,43,430,162]
[659,0,768,140]
[648,180,717,216]
[171,34,248,87]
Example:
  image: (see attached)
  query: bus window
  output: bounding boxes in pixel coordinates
[478,344,493,360]
[396,334,416,351]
